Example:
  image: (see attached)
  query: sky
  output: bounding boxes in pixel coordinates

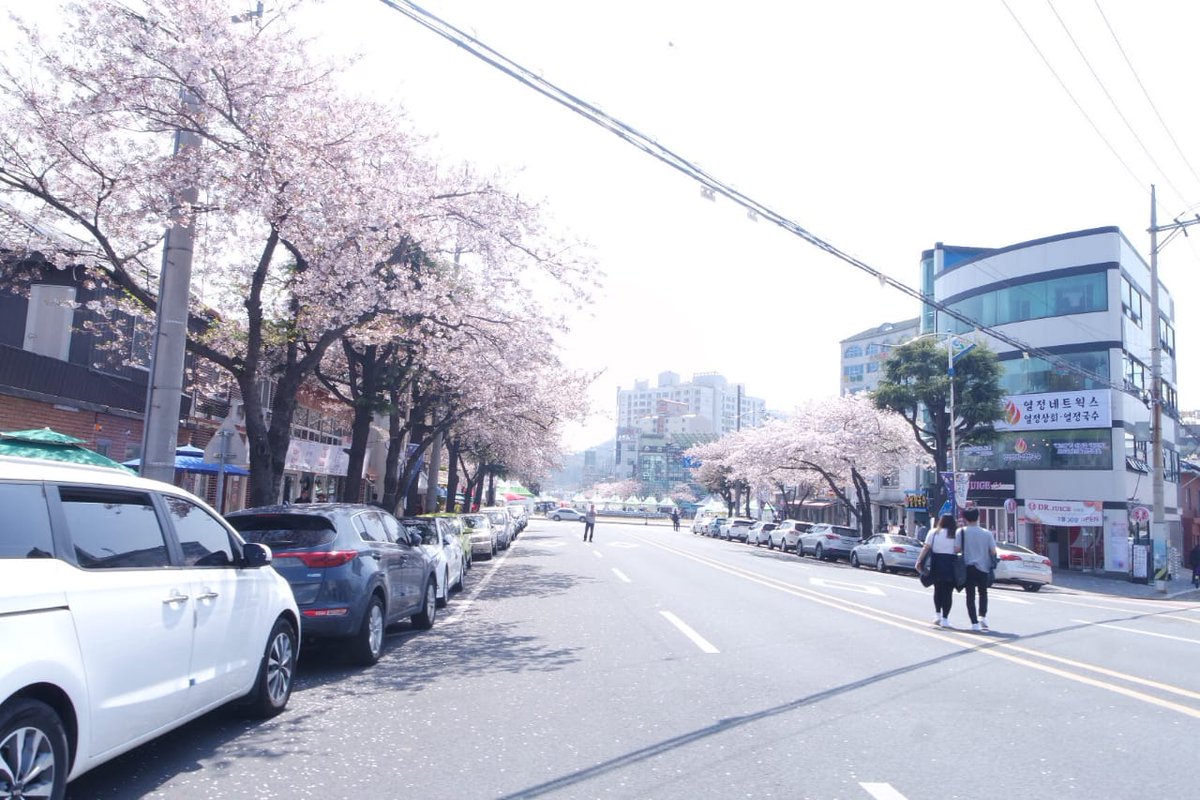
[8,0,1200,453]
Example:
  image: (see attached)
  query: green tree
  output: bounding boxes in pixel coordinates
[871,337,1005,514]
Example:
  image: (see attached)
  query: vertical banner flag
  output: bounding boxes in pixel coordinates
[940,471,956,515]
[938,471,972,516]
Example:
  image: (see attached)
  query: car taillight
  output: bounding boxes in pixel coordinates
[998,553,1022,561]
[824,533,838,540]
[274,550,358,568]
[888,546,906,553]
[1041,558,1052,567]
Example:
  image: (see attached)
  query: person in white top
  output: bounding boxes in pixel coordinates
[916,514,962,628]
[959,507,998,631]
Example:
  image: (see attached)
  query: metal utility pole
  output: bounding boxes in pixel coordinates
[140,89,199,484]
[424,427,443,513]
[1146,184,1200,590]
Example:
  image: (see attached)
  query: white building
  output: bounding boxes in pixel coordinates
[616,372,765,437]
[839,318,920,395]
[925,227,1181,576]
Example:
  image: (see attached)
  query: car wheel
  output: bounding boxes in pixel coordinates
[0,698,69,800]
[876,555,886,572]
[815,543,825,561]
[246,616,297,717]
[1022,583,1043,592]
[413,580,437,629]
[551,515,561,521]
[437,569,449,608]
[351,594,386,666]
[850,552,860,568]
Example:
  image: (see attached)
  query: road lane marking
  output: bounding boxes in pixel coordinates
[592,550,603,559]
[633,533,1200,717]
[810,577,884,596]
[612,568,632,583]
[441,539,517,626]
[861,783,909,800]
[607,541,640,548]
[660,610,719,654]
[1072,619,1200,645]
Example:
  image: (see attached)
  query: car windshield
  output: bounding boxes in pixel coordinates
[998,542,1035,554]
[462,515,489,529]
[486,511,507,524]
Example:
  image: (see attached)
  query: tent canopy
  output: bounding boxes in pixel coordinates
[123,445,249,476]
[0,428,133,472]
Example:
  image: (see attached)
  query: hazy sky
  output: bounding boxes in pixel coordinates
[8,1,1200,453]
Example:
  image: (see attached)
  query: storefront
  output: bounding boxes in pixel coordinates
[1020,498,1105,571]
[964,469,1016,543]
[282,439,351,503]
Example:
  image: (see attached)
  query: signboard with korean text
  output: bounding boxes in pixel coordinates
[1019,498,1104,527]
[994,389,1111,432]
[959,430,1112,471]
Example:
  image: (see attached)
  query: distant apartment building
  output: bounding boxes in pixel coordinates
[839,318,920,395]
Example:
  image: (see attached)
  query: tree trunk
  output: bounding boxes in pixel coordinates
[445,439,461,512]
[340,344,378,504]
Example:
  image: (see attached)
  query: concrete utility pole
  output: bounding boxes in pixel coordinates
[424,427,443,513]
[1146,184,1200,590]
[140,89,200,484]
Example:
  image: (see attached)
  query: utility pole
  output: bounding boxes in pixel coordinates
[139,87,199,484]
[1146,184,1200,591]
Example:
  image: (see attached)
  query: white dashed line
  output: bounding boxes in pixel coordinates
[592,549,603,559]
[612,568,632,583]
[809,577,885,596]
[860,782,909,800]
[660,610,719,654]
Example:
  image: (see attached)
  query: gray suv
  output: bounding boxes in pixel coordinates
[227,504,438,666]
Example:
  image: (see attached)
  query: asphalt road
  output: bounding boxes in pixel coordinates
[68,518,1200,799]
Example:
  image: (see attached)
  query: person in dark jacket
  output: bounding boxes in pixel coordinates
[917,514,962,628]
[1190,541,1200,587]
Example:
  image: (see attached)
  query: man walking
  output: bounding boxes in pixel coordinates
[670,509,680,531]
[583,505,596,542]
[960,508,998,631]
[1189,540,1200,588]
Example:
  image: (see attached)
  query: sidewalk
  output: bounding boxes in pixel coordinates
[1042,568,1200,601]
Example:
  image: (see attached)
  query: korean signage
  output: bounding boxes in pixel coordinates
[1019,498,1104,527]
[959,429,1112,471]
[285,440,350,476]
[995,389,1111,432]
[966,469,1016,502]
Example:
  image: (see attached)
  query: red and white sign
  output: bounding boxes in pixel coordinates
[1130,506,1151,523]
[1019,498,1103,527]
[1004,498,1017,514]
[995,389,1111,432]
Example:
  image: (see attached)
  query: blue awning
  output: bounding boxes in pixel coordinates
[123,454,249,476]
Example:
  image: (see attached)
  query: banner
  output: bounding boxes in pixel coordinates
[995,389,1111,432]
[1019,498,1103,527]
[938,471,972,515]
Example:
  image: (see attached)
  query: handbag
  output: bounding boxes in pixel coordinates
[953,554,967,590]
[918,533,935,587]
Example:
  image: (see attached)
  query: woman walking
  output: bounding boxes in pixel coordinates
[918,514,962,628]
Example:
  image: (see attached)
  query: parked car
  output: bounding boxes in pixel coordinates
[423,513,472,570]
[850,534,923,572]
[993,542,1054,591]
[400,517,466,606]
[749,521,777,546]
[507,504,529,533]
[480,506,514,550]
[692,513,717,534]
[720,518,756,541]
[0,456,300,799]
[704,517,728,537]
[461,513,498,559]
[550,507,586,522]
[227,503,438,666]
[768,520,812,552]
[798,523,863,561]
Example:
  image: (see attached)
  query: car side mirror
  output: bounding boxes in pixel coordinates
[242,542,273,568]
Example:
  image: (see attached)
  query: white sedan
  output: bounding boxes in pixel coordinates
[994,542,1053,591]
[550,508,587,522]
[402,517,466,606]
[850,534,923,573]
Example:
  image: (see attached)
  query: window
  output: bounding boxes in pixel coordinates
[1163,382,1178,417]
[354,512,389,542]
[167,496,235,567]
[947,269,1108,332]
[867,362,879,373]
[0,483,54,559]
[843,364,864,382]
[60,487,170,569]
[844,345,863,358]
[1123,352,1146,393]
[1000,350,1110,394]
[865,344,881,356]
[379,514,405,544]
[1121,277,1143,327]
[1160,317,1176,357]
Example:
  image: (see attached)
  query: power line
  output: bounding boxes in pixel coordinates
[999,0,1149,200]
[1046,0,1189,208]
[378,0,1142,400]
[1093,0,1200,188]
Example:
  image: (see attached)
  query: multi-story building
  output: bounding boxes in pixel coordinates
[839,318,920,395]
[922,227,1181,576]
[616,371,765,438]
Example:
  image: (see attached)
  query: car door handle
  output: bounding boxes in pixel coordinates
[163,591,189,605]
[197,589,220,601]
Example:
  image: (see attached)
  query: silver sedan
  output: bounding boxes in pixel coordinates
[850,534,923,573]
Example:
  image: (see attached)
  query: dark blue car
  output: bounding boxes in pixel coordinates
[227,503,437,666]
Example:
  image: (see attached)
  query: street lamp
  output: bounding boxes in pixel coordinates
[1147,185,1199,590]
